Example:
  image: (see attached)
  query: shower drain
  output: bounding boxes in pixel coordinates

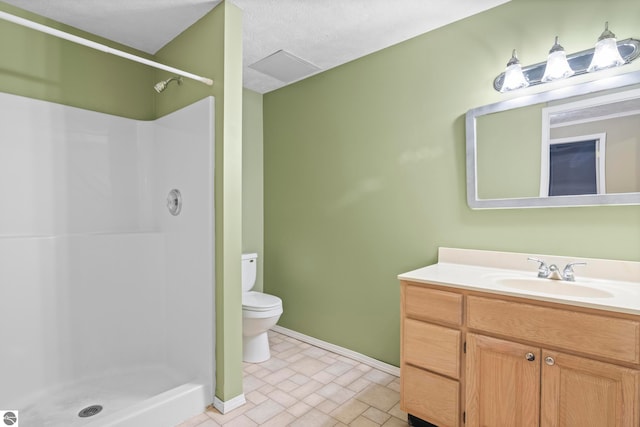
[78,405,103,418]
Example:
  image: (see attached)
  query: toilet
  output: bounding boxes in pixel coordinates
[242,253,283,363]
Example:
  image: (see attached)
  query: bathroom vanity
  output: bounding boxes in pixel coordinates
[399,248,640,427]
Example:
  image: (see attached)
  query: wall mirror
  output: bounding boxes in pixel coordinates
[466,70,640,209]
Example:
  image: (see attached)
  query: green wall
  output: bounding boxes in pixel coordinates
[243,89,265,292]
[0,1,154,119]
[155,2,244,401]
[263,0,640,367]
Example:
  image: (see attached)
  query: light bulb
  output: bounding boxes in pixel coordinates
[587,22,625,72]
[500,49,529,92]
[541,36,574,82]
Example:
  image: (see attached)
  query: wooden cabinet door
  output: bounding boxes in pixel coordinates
[541,351,640,427]
[466,333,540,427]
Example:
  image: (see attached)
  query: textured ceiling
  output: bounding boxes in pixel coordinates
[2,0,510,93]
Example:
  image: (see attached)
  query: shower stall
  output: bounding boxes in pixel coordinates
[0,92,215,426]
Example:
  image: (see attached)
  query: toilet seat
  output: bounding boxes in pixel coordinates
[242,291,282,312]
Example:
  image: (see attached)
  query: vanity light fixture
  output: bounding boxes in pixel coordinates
[494,23,640,92]
[541,37,574,82]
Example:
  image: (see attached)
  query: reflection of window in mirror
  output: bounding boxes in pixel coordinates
[541,87,640,197]
[539,135,606,196]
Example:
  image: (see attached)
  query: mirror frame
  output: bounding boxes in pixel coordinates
[466,70,640,209]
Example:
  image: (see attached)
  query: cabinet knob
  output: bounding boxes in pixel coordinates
[525,352,536,361]
[545,356,555,366]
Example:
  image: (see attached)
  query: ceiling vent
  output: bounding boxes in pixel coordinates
[248,50,322,83]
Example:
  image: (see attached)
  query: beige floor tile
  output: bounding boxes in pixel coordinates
[260,411,296,427]
[277,347,304,360]
[259,357,289,372]
[243,375,266,393]
[317,382,356,404]
[316,398,339,414]
[258,384,275,395]
[287,401,312,417]
[347,377,373,393]
[303,346,329,358]
[329,399,369,424]
[381,415,409,426]
[386,379,401,393]
[288,408,336,427]
[302,392,325,407]
[244,364,262,374]
[194,420,221,427]
[320,354,338,364]
[325,360,354,376]
[271,340,296,353]
[286,352,306,363]
[290,379,323,399]
[175,413,210,427]
[290,373,311,385]
[386,402,406,421]
[289,356,329,376]
[268,332,283,343]
[312,370,337,384]
[244,400,285,425]
[334,368,365,387]
[251,368,271,379]
[350,416,380,427]
[362,406,391,424]
[262,367,296,385]
[276,379,298,392]
[363,370,395,386]
[337,355,358,365]
[223,415,258,427]
[245,390,268,405]
[267,388,298,408]
[355,384,400,412]
[205,403,255,425]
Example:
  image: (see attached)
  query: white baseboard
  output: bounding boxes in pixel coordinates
[271,325,400,377]
[212,393,246,414]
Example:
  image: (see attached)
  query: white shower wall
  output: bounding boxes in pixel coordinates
[0,92,215,425]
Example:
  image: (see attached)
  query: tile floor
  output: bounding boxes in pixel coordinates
[177,330,408,427]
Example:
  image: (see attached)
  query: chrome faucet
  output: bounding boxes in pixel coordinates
[527,257,587,281]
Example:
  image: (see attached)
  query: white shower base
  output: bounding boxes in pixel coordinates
[19,365,209,427]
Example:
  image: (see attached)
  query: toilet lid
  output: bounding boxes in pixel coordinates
[242,291,282,312]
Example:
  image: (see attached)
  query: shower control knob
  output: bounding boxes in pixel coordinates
[167,189,182,216]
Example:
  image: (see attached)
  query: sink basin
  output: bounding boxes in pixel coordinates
[495,277,614,298]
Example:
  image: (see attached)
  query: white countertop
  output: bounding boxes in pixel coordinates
[398,248,640,315]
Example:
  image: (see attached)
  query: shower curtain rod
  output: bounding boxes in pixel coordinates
[0,10,214,86]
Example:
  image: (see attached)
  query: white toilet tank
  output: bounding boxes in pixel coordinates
[242,253,258,292]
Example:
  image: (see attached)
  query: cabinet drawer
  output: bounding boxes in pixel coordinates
[402,364,459,427]
[404,284,463,325]
[467,295,640,364]
[404,318,460,378]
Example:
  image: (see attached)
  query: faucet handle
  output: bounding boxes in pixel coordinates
[562,262,587,282]
[528,257,550,278]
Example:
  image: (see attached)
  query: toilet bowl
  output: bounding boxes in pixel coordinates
[242,253,283,363]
